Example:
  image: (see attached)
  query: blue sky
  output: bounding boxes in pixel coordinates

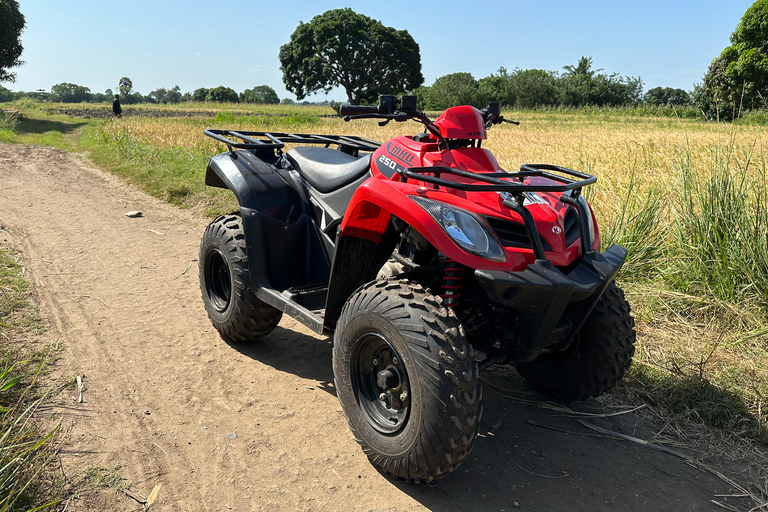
[9,0,756,101]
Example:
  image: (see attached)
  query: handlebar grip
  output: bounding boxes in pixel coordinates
[339,104,380,116]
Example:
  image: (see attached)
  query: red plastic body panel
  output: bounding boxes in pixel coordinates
[341,135,600,273]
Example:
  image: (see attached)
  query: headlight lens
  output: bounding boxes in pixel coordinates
[410,197,506,262]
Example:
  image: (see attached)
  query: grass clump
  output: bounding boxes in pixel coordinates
[0,246,61,512]
[83,466,128,492]
[0,110,19,131]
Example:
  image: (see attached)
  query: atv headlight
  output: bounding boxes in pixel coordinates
[410,197,506,262]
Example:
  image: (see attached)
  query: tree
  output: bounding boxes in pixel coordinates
[562,56,602,78]
[49,82,91,103]
[279,8,423,104]
[167,86,182,104]
[242,85,280,104]
[205,86,239,103]
[477,67,514,106]
[90,92,109,103]
[0,0,25,83]
[509,69,559,108]
[557,56,642,107]
[148,85,182,104]
[118,77,133,98]
[419,73,482,110]
[192,88,209,102]
[701,0,768,112]
[0,85,13,102]
[645,87,690,106]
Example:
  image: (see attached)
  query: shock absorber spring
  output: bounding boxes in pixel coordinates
[441,259,465,308]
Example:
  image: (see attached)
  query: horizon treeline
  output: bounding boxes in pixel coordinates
[0,57,705,115]
[0,82,289,106]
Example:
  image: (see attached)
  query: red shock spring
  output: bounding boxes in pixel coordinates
[441,259,465,308]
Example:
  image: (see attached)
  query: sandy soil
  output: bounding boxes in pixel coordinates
[0,143,749,511]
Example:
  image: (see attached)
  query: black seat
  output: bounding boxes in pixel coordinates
[285,147,372,193]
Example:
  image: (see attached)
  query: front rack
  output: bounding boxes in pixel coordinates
[204,130,381,153]
[398,164,598,260]
[397,164,596,193]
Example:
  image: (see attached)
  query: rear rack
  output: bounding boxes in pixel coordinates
[399,164,598,260]
[204,130,381,154]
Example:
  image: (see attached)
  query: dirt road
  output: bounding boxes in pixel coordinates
[0,143,744,511]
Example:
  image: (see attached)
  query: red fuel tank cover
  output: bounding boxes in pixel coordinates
[434,105,487,140]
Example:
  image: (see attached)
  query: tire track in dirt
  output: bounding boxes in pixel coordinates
[0,143,746,511]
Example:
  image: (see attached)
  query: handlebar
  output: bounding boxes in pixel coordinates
[339,105,379,117]
[339,96,517,149]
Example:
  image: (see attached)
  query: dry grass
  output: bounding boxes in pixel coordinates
[95,110,768,203]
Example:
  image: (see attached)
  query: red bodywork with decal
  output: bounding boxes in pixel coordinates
[340,106,599,273]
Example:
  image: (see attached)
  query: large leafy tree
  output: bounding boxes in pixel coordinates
[702,0,768,112]
[0,0,25,83]
[279,8,423,104]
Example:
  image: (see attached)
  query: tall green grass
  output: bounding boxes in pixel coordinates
[0,248,60,511]
[602,140,768,317]
[670,145,768,312]
[0,356,58,512]
[602,175,668,279]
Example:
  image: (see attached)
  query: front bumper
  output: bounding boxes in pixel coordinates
[474,244,628,361]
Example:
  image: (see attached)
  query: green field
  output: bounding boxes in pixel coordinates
[1,100,767,464]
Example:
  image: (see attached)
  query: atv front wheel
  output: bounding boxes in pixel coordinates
[199,213,282,342]
[333,279,481,482]
[514,281,635,400]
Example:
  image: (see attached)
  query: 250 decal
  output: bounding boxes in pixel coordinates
[377,155,406,177]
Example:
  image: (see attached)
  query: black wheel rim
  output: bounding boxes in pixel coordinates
[351,332,410,435]
[205,248,231,312]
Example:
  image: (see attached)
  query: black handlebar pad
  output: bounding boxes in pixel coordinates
[339,105,380,116]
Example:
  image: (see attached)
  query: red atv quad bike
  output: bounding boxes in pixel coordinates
[198,95,635,482]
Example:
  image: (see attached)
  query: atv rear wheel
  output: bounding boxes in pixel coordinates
[199,213,282,342]
[333,279,481,482]
[514,281,635,400]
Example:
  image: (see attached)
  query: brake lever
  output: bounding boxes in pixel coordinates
[344,113,387,122]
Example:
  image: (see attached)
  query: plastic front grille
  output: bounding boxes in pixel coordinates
[485,216,553,251]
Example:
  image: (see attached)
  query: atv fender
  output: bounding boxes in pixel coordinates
[205,151,330,290]
[339,179,515,272]
[324,178,510,329]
